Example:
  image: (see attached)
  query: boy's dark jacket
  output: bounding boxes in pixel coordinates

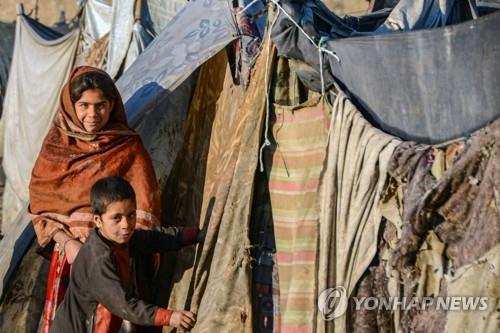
[50,226,198,333]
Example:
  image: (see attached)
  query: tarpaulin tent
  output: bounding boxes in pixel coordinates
[271,0,500,143]
[117,0,239,188]
[1,1,498,333]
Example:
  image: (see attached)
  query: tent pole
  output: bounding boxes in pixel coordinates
[16,3,25,16]
[134,0,142,21]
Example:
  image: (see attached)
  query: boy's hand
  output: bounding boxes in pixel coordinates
[169,310,196,331]
[197,227,206,243]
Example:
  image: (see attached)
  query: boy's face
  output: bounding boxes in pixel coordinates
[94,199,137,245]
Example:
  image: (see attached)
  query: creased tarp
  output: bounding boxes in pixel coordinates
[82,0,111,42]
[160,52,232,328]
[122,22,155,75]
[1,15,79,233]
[116,0,238,186]
[374,0,476,32]
[271,0,499,143]
[106,0,135,78]
[326,11,500,143]
[350,118,499,332]
[164,39,271,333]
[141,0,187,35]
[117,0,239,124]
[316,92,400,332]
[266,96,329,332]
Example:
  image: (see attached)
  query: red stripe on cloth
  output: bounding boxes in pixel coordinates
[269,179,319,192]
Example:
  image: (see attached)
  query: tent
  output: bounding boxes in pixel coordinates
[0,0,498,332]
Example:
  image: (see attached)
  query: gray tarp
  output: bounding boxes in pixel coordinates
[272,0,499,143]
[326,11,500,143]
[0,22,15,118]
[106,0,135,78]
[117,0,238,187]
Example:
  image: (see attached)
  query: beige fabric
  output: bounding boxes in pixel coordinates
[316,92,400,332]
[165,41,272,332]
[445,244,500,333]
[0,243,48,333]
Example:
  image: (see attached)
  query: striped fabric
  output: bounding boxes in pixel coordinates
[267,97,330,332]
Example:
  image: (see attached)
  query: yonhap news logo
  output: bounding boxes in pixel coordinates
[318,287,349,320]
[318,286,489,321]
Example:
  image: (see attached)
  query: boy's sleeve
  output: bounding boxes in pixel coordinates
[130,227,199,255]
[89,254,172,326]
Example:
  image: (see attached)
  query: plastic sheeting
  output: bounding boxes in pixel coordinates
[271,0,499,143]
[117,0,238,119]
[375,0,476,32]
[1,15,79,232]
[106,0,135,78]
[82,0,111,42]
[122,22,155,75]
[116,0,238,186]
[141,0,187,35]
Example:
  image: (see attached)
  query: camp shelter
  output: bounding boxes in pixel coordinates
[271,0,500,142]
[0,0,499,332]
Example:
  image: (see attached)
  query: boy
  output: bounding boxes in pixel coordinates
[51,176,200,332]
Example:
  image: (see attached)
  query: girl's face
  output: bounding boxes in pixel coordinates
[74,89,113,133]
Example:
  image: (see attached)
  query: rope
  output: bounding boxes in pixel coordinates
[258,0,341,172]
[238,0,262,16]
[259,11,279,173]
[270,0,340,63]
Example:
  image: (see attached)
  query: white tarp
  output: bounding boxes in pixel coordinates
[82,0,112,42]
[1,15,79,233]
[122,22,155,74]
[107,0,135,78]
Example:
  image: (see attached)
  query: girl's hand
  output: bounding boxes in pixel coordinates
[54,231,83,265]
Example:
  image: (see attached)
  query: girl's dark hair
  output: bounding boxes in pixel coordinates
[70,72,116,104]
[90,176,136,215]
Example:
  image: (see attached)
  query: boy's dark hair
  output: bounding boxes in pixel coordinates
[70,71,116,104]
[90,176,136,215]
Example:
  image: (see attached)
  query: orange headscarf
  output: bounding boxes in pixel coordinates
[29,66,161,247]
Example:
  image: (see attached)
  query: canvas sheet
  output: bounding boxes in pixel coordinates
[164,39,271,332]
[315,92,400,332]
[1,15,79,232]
